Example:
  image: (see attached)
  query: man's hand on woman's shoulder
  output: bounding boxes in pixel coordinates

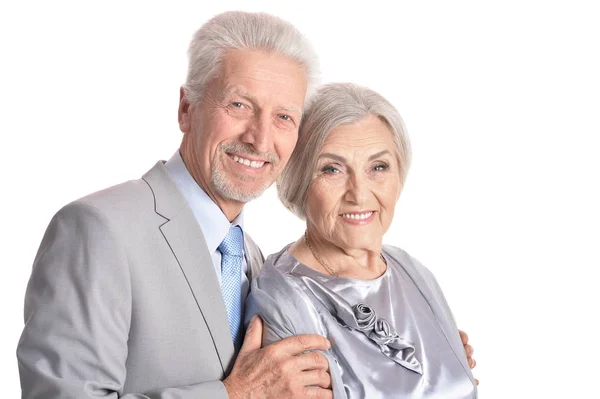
[459,330,479,386]
[224,316,333,399]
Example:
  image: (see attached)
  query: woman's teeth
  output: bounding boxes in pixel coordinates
[342,212,373,220]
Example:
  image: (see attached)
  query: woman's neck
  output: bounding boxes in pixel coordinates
[290,229,386,280]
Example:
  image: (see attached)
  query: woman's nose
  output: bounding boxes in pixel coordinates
[343,173,369,205]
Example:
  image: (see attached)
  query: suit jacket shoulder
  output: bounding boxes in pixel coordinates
[18,161,232,398]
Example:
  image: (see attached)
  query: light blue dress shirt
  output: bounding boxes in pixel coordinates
[165,151,250,302]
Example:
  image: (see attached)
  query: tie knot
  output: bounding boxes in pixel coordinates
[218,225,244,256]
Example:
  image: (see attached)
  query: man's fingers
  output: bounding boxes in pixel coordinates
[459,329,468,345]
[303,387,334,399]
[238,316,263,355]
[276,334,331,356]
[294,351,330,371]
[468,357,476,369]
[300,369,332,389]
[464,344,474,357]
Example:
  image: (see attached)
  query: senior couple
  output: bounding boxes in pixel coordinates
[17,11,478,399]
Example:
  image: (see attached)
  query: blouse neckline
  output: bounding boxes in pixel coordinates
[282,248,391,286]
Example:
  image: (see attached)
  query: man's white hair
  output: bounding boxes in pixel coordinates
[183,11,320,106]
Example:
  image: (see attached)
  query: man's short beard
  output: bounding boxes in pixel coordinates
[210,142,280,203]
[211,163,273,203]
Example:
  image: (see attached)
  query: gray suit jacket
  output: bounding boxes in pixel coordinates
[17,161,264,398]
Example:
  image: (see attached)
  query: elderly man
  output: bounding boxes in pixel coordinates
[17,11,475,399]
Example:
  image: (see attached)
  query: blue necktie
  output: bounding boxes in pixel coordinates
[218,225,244,350]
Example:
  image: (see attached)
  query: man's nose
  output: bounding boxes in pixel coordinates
[241,112,273,154]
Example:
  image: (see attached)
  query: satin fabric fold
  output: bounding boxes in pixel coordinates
[246,245,478,399]
[298,275,423,374]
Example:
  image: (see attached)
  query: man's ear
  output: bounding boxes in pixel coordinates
[178,87,192,133]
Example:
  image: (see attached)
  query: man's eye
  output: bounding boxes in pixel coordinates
[279,114,291,121]
[231,102,244,108]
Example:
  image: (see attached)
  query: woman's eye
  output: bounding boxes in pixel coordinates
[373,163,389,172]
[322,166,340,174]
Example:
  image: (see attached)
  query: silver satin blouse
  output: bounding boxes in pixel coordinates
[245,244,477,399]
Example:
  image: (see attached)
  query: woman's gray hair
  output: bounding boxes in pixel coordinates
[183,11,319,105]
[277,83,412,220]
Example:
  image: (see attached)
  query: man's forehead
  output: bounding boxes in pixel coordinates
[217,49,307,101]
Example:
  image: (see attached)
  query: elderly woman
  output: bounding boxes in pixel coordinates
[246,83,478,398]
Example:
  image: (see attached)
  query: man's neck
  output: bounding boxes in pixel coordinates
[191,175,245,222]
[212,196,244,223]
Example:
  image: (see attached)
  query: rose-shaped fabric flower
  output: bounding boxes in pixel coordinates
[370,318,395,345]
[296,276,424,375]
[351,303,423,374]
[353,303,377,331]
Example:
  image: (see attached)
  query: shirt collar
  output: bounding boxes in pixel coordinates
[165,150,244,254]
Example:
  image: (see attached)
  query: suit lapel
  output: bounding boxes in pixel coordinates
[387,246,475,384]
[143,162,235,374]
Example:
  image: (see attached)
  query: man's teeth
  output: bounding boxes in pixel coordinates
[232,155,265,169]
[342,212,373,220]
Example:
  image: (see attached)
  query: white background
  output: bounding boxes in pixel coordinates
[1,1,599,397]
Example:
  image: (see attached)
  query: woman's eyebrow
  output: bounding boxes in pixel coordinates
[368,150,391,161]
[318,153,346,163]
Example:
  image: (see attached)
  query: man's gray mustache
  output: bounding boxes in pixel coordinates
[220,143,279,165]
